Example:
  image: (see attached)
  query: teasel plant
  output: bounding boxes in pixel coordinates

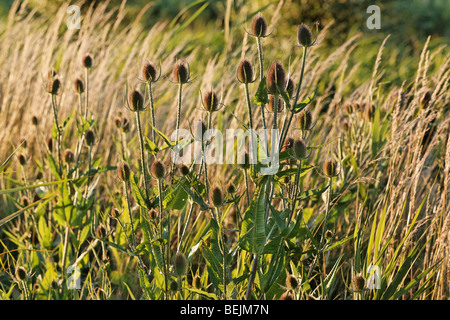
[82,53,93,119]
[73,77,86,171]
[46,71,63,174]
[141,60,161,144]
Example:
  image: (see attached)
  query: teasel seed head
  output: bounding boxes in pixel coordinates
[18,153,27,166]
[323,159,339,177]
[47,76,61,95]
[151,160,166,180]
[193,275,202,289]
[174,252,188,277]
[238,152,251,170]
[64,149,74,163]
[226,183,236,194]
[354,274,365,291]
[210,185,224,207]
[74,78,85,94]
[179,164,190,176]
[297,23,313,47]
[142,61,158,83]
[114,117,122,129]
[82,53,93,69]
[251,13,267,38]
[121,117,130,133]
[202,90,220,112]
[267,61,286,95]
[293,139,308,160]
[31,116,39,126]
[46,137,53,152]
[16,267,27,281]
[237,59,254,84]
[128,89,145,112]
[173,61,190,84]
[286,274,299,290]
[279,291,294,300]
[298,109,313,130]
[118,163,131,182]
[85,129,95,146]
[267,95,285,113]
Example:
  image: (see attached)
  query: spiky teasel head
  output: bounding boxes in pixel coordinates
[298,109,314,130]
[202,90,221,113]
[82,53,93,69]
[174,252,188,277]
[192,275,202,289]
[127,89,145,112]
[64,149,74,163]
[73,78,85,94]
[31,116,39,126]
[151,160,166,180]
[210,185,224,207]
[121,117,130,133]
[142,61,160,83]
[118,163,131,182]
[173,61,190,84]
[237,59,255,84]
[17,153,27,166]
[286,274,299,290]
[323,159,339,177]
[354,274,365,291]
[267,61,286,95]
[226,183,237,194]
[364,104,376,122]
[250,13,268,38]
[279,291,294,300]
[85,129,95,146]
[16,266,27,281]
[297,23,316,47]
[179,164,190,176]
[267,95,285,113]
[47,75,61,95]
[292,139,308,160]
[237,152,251,170]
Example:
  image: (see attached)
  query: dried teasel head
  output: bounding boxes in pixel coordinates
[237,152,251,170]
[237,59,254,84]
[323,159,339,177]
[118,163,131,182]
[226,183,237,194]
[64,149,74,163]
[82,53,93,69]
[173,61,190,84]
[128,89,145,112]
[267,95,285,113]
[17,153,27,166]
[292,139,308,160]
[354,274,365,291]
[250,13,268,38]
[47,75,61,95]
[173,252,188,277]
[297,23,313,47]
[151,160,166,180]
[202,90,220,112]
[74,78,85,94]
[31,116,39,126]
[142,61,159,83]
[286,274,299,290]
[298,109,314,130]
[85,129,95,146]
[210,185,224,207]
[179,164,190,176]
[267,61,286,95]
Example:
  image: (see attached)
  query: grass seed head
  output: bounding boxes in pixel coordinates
[237,59,254,84]
[118,163,131,182]
[85,129,95,146]
[174,252,188,277]
[251,13,267,37]
[297,23,313,47]
[151,160,166,179]
[267,61,286,94]
[128,89,144,112]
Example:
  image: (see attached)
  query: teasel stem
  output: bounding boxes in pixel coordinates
[157,179,169,299]
[61,223,70,277]
[84,68,89,119]
[146,82,156,144]
[288,160,302,224]
[244,83,256,164]
[135,110,150,201]
[280,47,307,152]
[221,211,228,299]
[50,94,62,174]
[172,83,183,176]
[256,37,269,156]
[245,254,258,300]
[243,168,250,206]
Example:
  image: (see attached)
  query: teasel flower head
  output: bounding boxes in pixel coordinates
[142,61,160,83]
[267,95,285,113]
[323,159,339,177]
[47,75,61,95]
[85,129,95,146]
[210,185,224,207]
[173,252,188,277]
[237,152,251,170]
[151,160,166,180]
[31,116,39,126]
[17,153,27,166]
[82,53,93,69]
[193,275,202,289]
[236,59,255,84]
[16,267,27,281]
[118,163,131,182]
[250,13,269,38]
[201,89,221,113]
[226,182,237,194]
[121,117,130,133]
[127,88,145,112]
[173,61,190,84]
[292,139,308,160]
[286,274,299,290]
[64,149,74,163]
[266,61,286,95]
[298,109,314,130]
[354,274,365,291]
[297,23,317,47]
[73,77,85,94]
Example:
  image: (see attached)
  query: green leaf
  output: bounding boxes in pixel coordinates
[253,77,269,106]
[129,173,150,209]
[292,90,316,113]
